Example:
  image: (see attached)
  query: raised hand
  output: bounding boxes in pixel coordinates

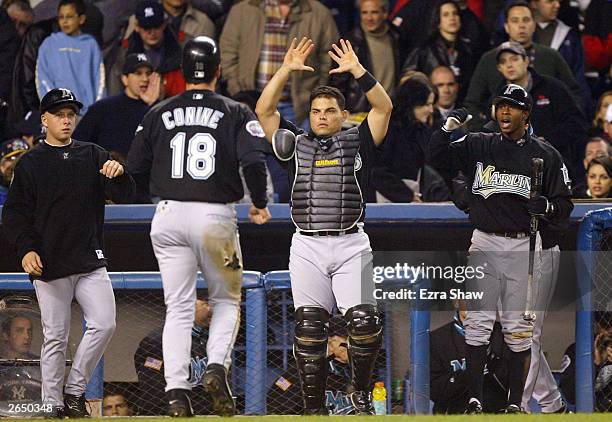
[328,39,365,78]
[283,37,315,72]
[141,72,161,106]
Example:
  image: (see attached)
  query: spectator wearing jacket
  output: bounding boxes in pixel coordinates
[430,65,461,121]
[581,0,611,74]
[220,0,339,126]
[35,0,106,114]
[121,0,216,50]
[331,0,400,113]
[490,41,588,181]
[402,0,477,103]
[464,0,584,125]
[74,54,161,163]
[530,0,590,111]
[109,1,185,98]
[6,0,33,37]
[391,0,488,65]
[370,78,450,203]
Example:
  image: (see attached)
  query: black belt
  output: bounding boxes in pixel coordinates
[489,231,530,239]
[299,227,359,237]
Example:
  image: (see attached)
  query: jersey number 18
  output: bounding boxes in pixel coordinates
[170,132,217,180]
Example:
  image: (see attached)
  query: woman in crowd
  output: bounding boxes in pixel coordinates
[369,78,449,203]
[401,0,476,102]
[577,156,612,199]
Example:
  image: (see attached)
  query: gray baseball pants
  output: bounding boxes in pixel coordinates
[288,227,376,314]
[464,229,540,352]
[150,201,242,392]
[33,267,116,405]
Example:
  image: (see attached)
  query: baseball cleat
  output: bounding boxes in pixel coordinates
[63,393,89,418]
[464,398,483,414]
[349,391,375,415]
[167,389,194,417]
[202,363,236,416]
[503,404,524,414]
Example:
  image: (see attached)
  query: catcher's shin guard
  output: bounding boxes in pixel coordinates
[345,304,383,392]
[293,306,330,413]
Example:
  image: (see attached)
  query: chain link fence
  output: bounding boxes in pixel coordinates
[0,270,430,416]
[593,227,611,412]
[263,271,420,415]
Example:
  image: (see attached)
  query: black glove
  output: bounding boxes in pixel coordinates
[526,195,550,216]
[443,108,471,131]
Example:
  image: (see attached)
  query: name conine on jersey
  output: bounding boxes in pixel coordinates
[472,162,531,199]
[161,107,225,130]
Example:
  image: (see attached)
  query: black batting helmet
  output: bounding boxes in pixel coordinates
[493,83,532,112]
[40,88,83,114]
[182,36,220,84]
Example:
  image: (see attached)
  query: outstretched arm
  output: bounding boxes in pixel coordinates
[329,39,392,146]
[255,37,315,142]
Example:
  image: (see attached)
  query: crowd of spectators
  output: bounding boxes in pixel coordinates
[0,0,610,205]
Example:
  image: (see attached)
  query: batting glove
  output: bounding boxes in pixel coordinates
[443,108,472,131]
[526,195,551,216]
[188,356,208,386]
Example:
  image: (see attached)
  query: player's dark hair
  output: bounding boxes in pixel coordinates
[58,0,86,16]
[587,156,612,178]
[309,86,346,110]
[429,0,460,41]
[504,0,533,22]
[391,78,436,123]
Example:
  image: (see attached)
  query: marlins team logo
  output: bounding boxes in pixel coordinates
[472,162,531,199]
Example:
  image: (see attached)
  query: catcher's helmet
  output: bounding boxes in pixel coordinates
[492,83,532,112]
[39,88,83,114]
[182,36,220,84]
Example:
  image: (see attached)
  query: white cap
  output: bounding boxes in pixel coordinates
[606,103,612,123]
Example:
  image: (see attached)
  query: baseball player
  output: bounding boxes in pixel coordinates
[1,88,135,418]
[255,38,393,415]
[127,36,271,417]
[429,84,573,413]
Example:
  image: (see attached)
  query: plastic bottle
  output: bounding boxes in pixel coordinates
[372,381,387,415]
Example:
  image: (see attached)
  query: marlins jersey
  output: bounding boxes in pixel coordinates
[429,130,573,233]
[127,90,268,205]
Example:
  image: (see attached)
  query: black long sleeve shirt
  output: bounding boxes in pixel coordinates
[1,140,135,281]
[429,129,573,234]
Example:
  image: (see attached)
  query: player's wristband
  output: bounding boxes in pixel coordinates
[356,71,377,92]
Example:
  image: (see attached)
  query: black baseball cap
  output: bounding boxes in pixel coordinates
[493,83,532,111]
[135,0,165,29]
[123,53,154,74]
[39,88,83,114]
[496,41,527,62]
[0,139,29,161]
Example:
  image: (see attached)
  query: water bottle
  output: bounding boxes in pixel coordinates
[372,381,387,415]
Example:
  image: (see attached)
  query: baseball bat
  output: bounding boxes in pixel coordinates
[523,158,544,322]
